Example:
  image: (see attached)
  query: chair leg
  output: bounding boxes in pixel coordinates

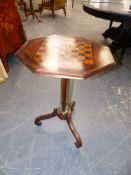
[63,7,66,16]
[22,2,27,17]
[39,5,43,16]
[52,9,55,17]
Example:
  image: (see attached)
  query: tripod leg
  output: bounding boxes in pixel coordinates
[34,108,58,126]
[66,116,82,148]
[34,13,41,22]
[22,12,33,21]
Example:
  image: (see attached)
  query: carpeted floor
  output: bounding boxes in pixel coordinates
[0,0,131,174]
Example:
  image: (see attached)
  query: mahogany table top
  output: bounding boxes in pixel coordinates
[16,35,116,80]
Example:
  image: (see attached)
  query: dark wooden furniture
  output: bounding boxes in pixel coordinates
[82,0,131,58]
[21,0,43,22]
[41,0,66,17]
[16,35,115,148]
[83,0,131,23]
[21,0,66,21]
[0,0,26,71]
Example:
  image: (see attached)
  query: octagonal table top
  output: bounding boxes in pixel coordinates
[15,35,116,80]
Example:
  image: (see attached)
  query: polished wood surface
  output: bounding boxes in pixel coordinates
[16,35,115,80]
[82,0,131,23]
[82,0,131,59]
[0,0,26,71]
[16,35,115,148]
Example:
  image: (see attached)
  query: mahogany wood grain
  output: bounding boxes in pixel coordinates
[16,35,116,148]
[0,0,26,71]
[16,35,116,79]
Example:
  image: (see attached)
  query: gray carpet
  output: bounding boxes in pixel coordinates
[0,0,131,174]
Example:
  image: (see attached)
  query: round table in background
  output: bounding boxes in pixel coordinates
[82,0,131,58]
[82,0,131,23]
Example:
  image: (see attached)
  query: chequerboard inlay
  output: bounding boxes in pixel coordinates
[34,36,93,65]
[16,35,115,79]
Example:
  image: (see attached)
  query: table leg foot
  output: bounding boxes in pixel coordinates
[23,12,41,22]
[34,102,82,148]
[34,13,41,22]
[66,116,82,148]
[34,108,58,126]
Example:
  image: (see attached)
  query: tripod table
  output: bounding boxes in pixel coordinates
[16,35,116,148]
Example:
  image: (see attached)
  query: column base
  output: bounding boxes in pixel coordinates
[23,12,41,22]
[34,101,82,148]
